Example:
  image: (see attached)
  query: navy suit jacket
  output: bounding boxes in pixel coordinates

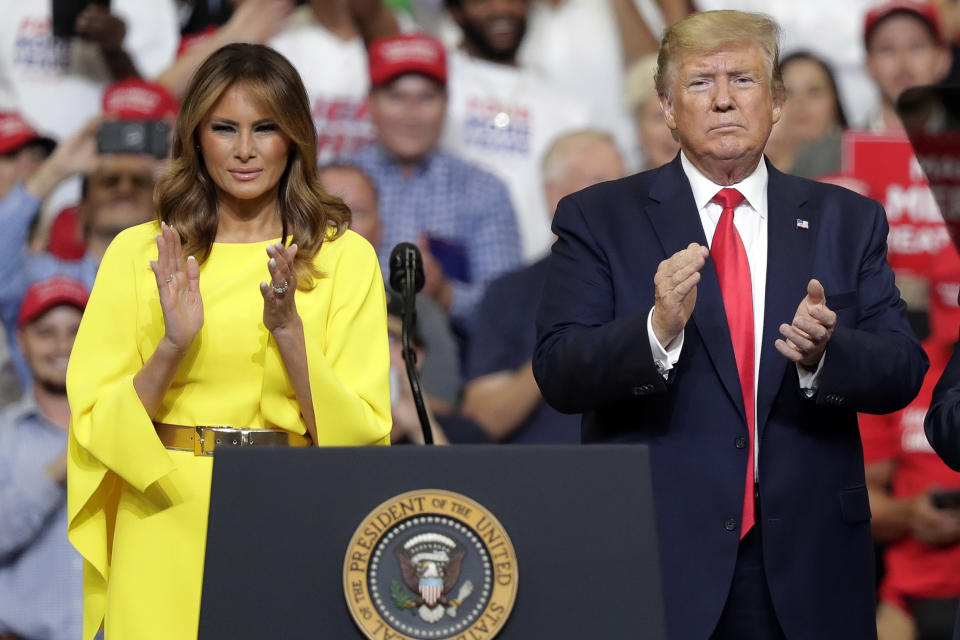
[533,156,928,640]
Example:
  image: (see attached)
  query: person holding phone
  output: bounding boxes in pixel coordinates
[66,43,391,639]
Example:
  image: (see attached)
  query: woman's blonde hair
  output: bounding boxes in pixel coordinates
[655,10,785,103]
[155,43,349,289]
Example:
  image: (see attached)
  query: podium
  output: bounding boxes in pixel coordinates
[198,444,666,638]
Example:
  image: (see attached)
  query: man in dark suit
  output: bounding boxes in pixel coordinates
[533,10,928,640]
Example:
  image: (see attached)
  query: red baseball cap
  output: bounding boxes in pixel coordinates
[102,79,180,121]
[17,276,89,329]
[0,112,55,156]
[864,0,943,46]
[368,33,447,87]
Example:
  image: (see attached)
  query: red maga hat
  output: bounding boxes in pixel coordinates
[368,33,447,87]
[864,0,943,45]
[102,78,180,121]
[0,112,55,156]
[17,276,89,328]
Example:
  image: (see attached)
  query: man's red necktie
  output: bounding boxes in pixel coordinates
[711,187,755,539]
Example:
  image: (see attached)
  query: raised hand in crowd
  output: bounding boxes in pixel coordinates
[348,0,402,42]
[75,4,140,80]
[611,0,693,66]
[219,0,295,45]
[23,117,101,202]
[416,234,453,312]
[157,0,295,99]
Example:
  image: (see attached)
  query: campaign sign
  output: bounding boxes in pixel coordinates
[842,131,951,277]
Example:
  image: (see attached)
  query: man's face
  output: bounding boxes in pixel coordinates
[81,154,157,257]
[18,305,82,394]
[83,154,156,217]
[452,0,528,63]
[636,97,681,170]
[370,74,447,164]
[545,140,625,216]
[660,44,781,178]
[866,14,949,107]
[319,166,382,248]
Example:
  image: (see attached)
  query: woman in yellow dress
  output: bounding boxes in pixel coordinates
[66,43,391,639]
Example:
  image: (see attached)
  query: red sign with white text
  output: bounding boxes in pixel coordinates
[843,131,952,278]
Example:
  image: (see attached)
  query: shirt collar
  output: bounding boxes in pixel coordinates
[680,151,768,219]
[6,387,48,424]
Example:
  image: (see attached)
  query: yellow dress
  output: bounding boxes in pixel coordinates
[66,221,391,639]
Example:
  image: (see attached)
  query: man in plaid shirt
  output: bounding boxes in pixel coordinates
[349,33,522,328]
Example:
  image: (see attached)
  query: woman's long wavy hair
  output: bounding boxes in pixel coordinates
[155,43,350,289]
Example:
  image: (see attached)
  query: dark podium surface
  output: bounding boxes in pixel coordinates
[199,444,665,639]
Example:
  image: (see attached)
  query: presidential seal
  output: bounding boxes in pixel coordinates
[344,489,518,640]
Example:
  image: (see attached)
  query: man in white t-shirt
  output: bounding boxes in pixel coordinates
[0,0,178,143]
[269,0,400,164]
[441,0,590,261]
[518,0,671,172]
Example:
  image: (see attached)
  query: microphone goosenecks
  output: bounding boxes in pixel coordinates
[388,242,425,294]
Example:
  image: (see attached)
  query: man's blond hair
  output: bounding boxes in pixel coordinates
[655,10,785,102]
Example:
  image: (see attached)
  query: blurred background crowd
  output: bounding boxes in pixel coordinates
[1,0,960,638]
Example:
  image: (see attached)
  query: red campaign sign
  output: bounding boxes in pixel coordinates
[908,130,960,254]
[842,130,953,277]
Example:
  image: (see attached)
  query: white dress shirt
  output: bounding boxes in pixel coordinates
[646,152,822,476]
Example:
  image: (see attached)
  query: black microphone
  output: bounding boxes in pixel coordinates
[388,242,425,295]
[387,242,433,445]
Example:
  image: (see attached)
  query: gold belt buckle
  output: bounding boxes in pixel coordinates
[196,426,254,455]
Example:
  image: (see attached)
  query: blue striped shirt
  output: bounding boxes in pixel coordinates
[349,145,523,325]
[0,391,82,640]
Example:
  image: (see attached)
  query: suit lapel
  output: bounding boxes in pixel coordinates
[645,157,746,421]
[756,163,816,436]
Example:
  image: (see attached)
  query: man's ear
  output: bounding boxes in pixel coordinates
[659,93,677,131]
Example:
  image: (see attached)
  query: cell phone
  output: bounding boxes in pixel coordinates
[930,489,960,510]
[97,120,170,158]
[52,0,110,39]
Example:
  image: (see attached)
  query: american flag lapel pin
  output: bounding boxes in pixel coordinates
[796,218,809,230]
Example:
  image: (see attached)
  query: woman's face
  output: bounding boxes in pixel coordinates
[198,82,291,212]
[781,58,838,144]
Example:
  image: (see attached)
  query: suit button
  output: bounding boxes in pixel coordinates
[631,386,645,396]
[724,518,738,532]
[735,436,747,449]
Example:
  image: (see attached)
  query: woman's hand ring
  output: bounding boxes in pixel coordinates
[272,280,289,295]
[165,274,175,283]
